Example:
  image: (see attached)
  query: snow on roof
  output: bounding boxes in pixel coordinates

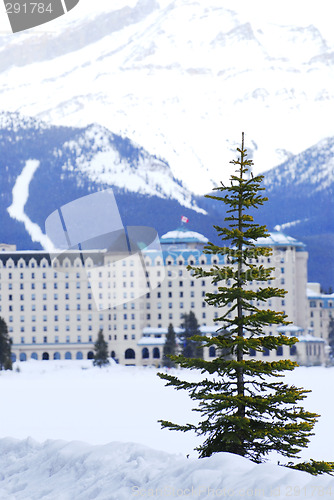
[297,334,326,343]
[161,228,208,244]
[276,325,304,333]
[137,338,166,346]
[255,231,305,247]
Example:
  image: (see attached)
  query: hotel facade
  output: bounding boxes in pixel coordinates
[0,228,329,366]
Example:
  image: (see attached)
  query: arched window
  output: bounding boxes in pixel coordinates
[263,348,270,356]
[11,353,17,363]
[125,348,135,360]
[31,352,38,360]
[42,352,49,360]
[76,352,83,360]
[153,347,160,359]
[276,346,283,356]
[142,347,149,359]
[53,352,61,360]
[209,346,216,358]
[87,351,94,359]
[111,351,116,358]
[20,353,27,362]
[249,348,256,357]
[65,352,72,360]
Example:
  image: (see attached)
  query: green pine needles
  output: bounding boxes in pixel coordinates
[158,133,330,473]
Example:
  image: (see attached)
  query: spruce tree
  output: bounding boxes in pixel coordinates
[163,323,177,368]
[158,133,328,471]
[181,311,203,359]
[93,329,110,368]
[0,317,12,371]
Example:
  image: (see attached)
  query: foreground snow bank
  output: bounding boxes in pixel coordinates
[0,438,333,500]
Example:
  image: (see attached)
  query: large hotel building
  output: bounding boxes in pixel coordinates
[0,227,331,366]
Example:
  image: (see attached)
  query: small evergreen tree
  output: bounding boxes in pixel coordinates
[0,317,12,371]
[328,316,334,359]
[163,323,177,368]
[158,134,331,474]
[181,311,203,359]
[93,329,110,368]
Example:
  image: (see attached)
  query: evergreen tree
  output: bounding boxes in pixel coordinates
[328,316,334,359]
[0,317,12,371]
[163,324,177,368]
[93,329,110,368]
[158,134,329,472]
[181,311,203,359]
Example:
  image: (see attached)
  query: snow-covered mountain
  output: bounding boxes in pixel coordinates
[0,111,210,251]
[1,0,334,193]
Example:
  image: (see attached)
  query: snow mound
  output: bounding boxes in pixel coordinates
[0,438,332,499]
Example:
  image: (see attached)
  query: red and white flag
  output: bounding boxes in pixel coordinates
[181,215,189,223]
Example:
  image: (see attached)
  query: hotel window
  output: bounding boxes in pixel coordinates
[66,335,70,343]
[32,336,36,343]
[21,337,25,343]
[55,336,59,343]
[43,294,47,300]
[31,283,35,289]
[20,283,24,289]
[43,336,47,343]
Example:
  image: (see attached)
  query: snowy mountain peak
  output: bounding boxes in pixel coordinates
[264,136,334,193]
[59,122,205,213]
[1,1,334,193]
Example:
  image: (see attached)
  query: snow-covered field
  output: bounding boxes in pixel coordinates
[0,360,333,499]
